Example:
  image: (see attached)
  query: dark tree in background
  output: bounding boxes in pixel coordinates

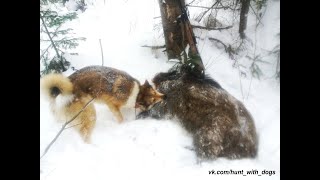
[239,0,251,39]
[156,0,278,81]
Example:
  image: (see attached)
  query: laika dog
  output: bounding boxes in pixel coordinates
[40,65,165,143]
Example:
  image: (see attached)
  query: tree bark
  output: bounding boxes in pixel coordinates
[239,0,250,39]
[158,0,205,78]
[158,0,188,59]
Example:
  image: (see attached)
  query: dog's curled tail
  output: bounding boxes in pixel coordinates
[40,73,73,101]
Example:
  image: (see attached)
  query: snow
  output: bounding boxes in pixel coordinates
[40,0,280,179]
[65,0,79,11]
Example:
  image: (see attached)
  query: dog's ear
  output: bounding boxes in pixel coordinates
[144,80,150,87]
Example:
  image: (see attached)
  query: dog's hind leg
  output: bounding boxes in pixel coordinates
[79,103,96,143]
[69,99,96,143]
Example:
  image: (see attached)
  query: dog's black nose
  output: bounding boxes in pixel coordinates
[163,94,167,100]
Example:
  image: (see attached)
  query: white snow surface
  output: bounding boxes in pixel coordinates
[40,0,280,179]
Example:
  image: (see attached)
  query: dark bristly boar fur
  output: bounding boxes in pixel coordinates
[137,66,258,160]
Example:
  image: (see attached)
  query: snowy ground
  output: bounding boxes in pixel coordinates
[40,0,280,179]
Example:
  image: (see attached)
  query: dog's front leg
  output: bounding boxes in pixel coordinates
[107,104,124,123]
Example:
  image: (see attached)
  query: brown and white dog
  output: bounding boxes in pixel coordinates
[40,65,164,143]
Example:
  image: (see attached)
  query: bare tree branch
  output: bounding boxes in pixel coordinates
[41,37,84,42]
[196,0,220,22]
[40,44,53,61]
[40,25,63,61]
[208,37,228,52]
[40,98,95,160]
[186,0,197,6]
[65,122,83,130]
[141,45,166,49]
[40,13,66,71]
[187,5,213,9]
[99,39,104,66]
[218,0,241,11]
[249,4,263,26]
[208,37,235,60]
[187,5,240,11]
[192,25,233,31]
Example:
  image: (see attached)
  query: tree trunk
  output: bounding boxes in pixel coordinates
[158,0,187,59]
[239,0,250,39]
[158,0,205,78]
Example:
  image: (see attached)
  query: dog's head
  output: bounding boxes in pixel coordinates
[136,80,165,111]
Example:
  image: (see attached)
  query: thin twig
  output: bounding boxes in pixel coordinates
[187,5,214,9]
[208,37,228,52]
[249,4,263,26]
[192,25,233,31]
[208,37,235,60]
[65,122,83,130]
[186,0,196,6]
[246,76,253,99]
[246,10,259,99]
[236,60,245,102]
[40,44,53,61]
[40,98,95,160]
[99,39,104,66]
[141,45,166,49]
[187,5,240,11]
[40,13,66,71]
[196,0,220,22]
[41,37,84,42]
[40,25,63,61]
